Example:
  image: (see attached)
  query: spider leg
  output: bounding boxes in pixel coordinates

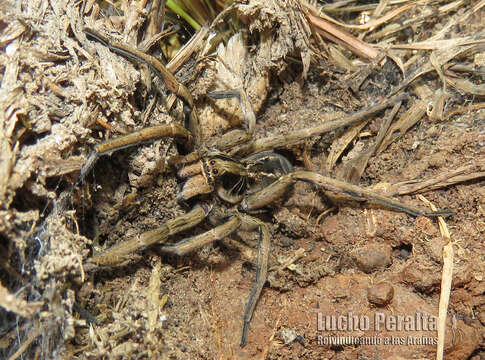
[83,27,196,110]
[87,203,212,266]
[160,215,241,256]
[207,88,256,135]
[241,171,452,217]
[239,215,270,347]
[294,172,453,217]
[83,29,191,103]
[206,88,256,151]
[83,27,201,146]
[235,169,452,343]
[233,93,409,157]
[158,211,270,346]
[80,123,193,182]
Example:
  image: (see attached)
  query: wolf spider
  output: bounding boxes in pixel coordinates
[81,28,450,346]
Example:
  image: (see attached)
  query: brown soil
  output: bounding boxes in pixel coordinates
[1,0,484,359]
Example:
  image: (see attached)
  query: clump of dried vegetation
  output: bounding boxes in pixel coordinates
[1,0,484,358]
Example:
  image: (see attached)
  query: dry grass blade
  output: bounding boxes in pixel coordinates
[427,89,451,121]
[445,76,485,95]
[147,261,162,342]
[270,248,306,272]
[7,328,40,360]
[445,102,485,120]
[167,23,210,73]
[385,37,485,50]
[327,44,357,71]
[305,12,379,60]
[43,156,85,177]
[321,0,407,13]
[437,242,453,360]
[326,120,370,174]
[391,43,485,95]
[367,0,471,43]
[0,20,26,47]
[341,101,402,183]
[312,0,415,31]
[0,84,23,207]
[430,51,447,92]
[389,158,485,195]
[376,99,426,154]
[417,195,452,360]
[301,0,380,60]
[373,0,391,18]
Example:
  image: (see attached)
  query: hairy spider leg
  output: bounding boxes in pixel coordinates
[234,169,453,344]
[83,27,202,146]
[233,92,410,158]
[79,123,193,182]
[240,171,453,217]
[87,203,212,266]
[205,88,257,151]
[159,211,271,347]
[160,215,242,256]
[239,215,270,347]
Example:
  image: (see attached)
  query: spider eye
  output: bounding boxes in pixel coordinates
[212,169,219,175]
[210,160,216,165]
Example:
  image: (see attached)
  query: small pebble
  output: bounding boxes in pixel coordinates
[426,236,447,264]
[367,282,394,306]
[280,329,298,345]
[350,243,392,273]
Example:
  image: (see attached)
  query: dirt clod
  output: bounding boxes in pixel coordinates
[367,281,394,307]
[350,243,392,273]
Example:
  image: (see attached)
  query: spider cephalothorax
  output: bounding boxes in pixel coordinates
[80,28,451,346]
[177,153,249,201]
[177,151,293,204]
